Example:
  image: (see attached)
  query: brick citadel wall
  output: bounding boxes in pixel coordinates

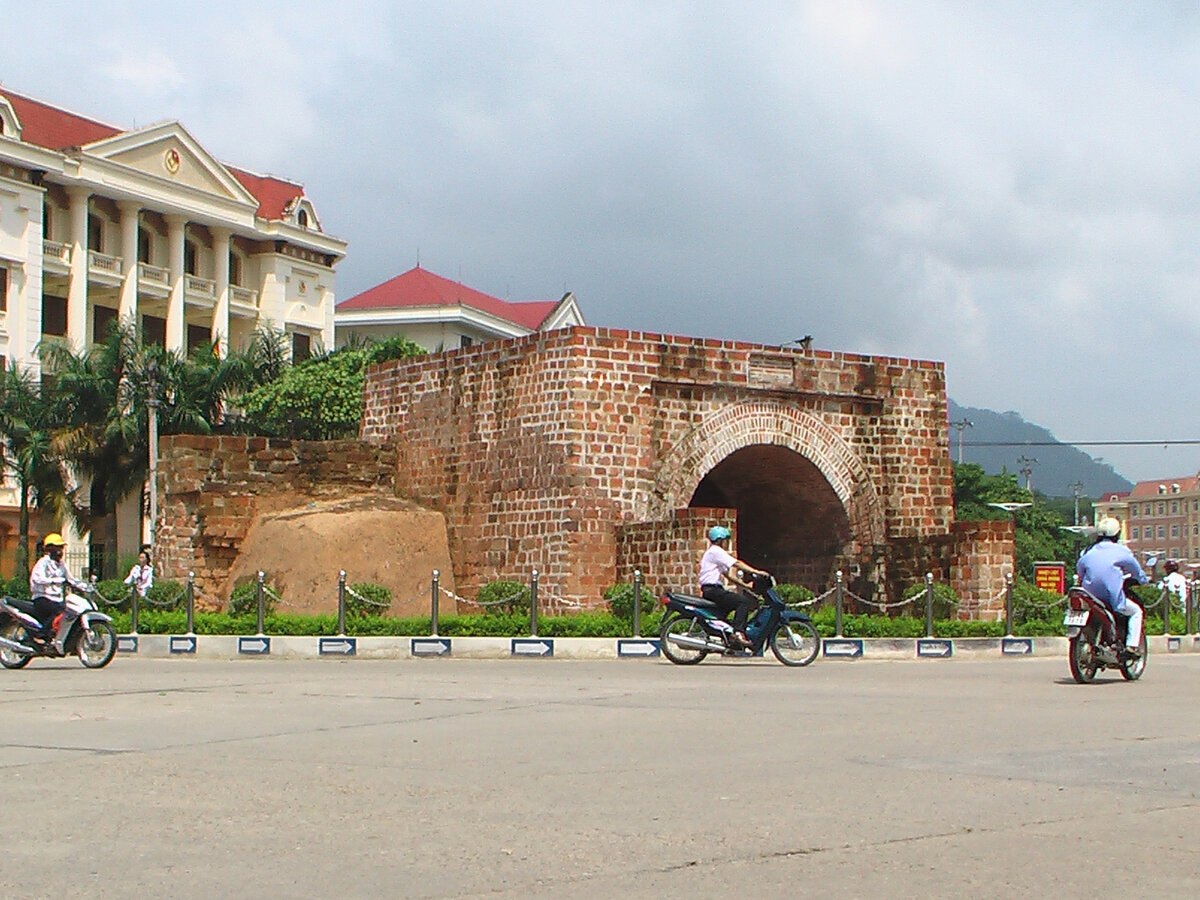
[361,326,998,609]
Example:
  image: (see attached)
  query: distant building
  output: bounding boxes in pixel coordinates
[1095,475,1200,565]
[335,265,585,351]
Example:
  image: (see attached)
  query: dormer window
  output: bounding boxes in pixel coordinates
[297,209,309,229]
[1158,485,1167,494]
[1172,483,1181,493]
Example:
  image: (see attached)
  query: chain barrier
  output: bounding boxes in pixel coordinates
[344,583,392,610]
[472,584,532,608]
[855,594,917,612]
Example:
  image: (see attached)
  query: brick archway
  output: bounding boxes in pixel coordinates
[652,400,886,550]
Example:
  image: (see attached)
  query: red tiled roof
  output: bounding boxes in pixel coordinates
[338,266,559,331]
[1129,475,1200,498]
[1,86,303,221]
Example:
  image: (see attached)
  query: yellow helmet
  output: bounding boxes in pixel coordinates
[42,533,66,547]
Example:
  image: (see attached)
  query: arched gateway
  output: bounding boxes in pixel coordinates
[360,327,1010,615]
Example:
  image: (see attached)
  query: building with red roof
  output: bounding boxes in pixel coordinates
[0,84,347,564]
[1094,475,1200,567]
[0,85,345,366]
[336,265,585,350]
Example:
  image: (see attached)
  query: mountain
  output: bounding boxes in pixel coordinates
[947,400,1132,499]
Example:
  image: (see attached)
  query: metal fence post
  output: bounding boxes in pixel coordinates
[529,569,539,637]
[431,569,440,637]
[1003,571,1014,637]
[834,570,845,638]
[185,571,195,635]
[130,584,140,636]
[255,571,266,636]
[336,570,347,637]
[924,573,935,638]
[632,569,643,638]
[1190,577,1198,635]
[1162,585,1171,637]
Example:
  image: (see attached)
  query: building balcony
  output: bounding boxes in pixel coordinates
[185,275,216,309]
[88,250,123,286]
[43,240,70,272]
[138,262,170,298]
[229,285,260,316]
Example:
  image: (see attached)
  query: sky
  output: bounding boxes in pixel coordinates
[6,1,1200,484]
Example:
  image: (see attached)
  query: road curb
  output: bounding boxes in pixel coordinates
[113,634,1200,660]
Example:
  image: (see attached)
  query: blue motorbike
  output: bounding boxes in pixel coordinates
[659,573,820,666]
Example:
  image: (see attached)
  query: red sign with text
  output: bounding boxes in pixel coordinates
[1034,562,1066,595]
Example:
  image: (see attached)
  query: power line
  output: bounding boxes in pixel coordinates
[962,440,1200,447]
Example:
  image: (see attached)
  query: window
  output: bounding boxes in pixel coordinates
[184,239,198,276]
[138,228,152,264]
[141,314,166,348]
[1171,501,1179,514]
[1172,524,1180,538]
[1194,524,1198,536]
[1144,504,1152,516]
[87,215,103,252]
[0,265,7,313]
[1130,507,1138,518]
[42,295,67,336]
[460,335,474,349]
[297,209,309,228]
[1158,526,1167,539]
[187,324,210,353]
[92,306,117,343]
[291,331,311,362]
[229,251,242,287]
[1158,503,1166,515]
[1132,527,1140,539]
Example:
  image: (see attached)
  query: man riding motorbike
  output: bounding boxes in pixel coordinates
[1075,517,1149,658]
[29,533,87,647]
[699,525,767,650]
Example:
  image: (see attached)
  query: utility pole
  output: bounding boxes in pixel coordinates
[1017,455,1037,493]
[950,419,973,464]
[146,360,160,549]
[1068,481,1084,525]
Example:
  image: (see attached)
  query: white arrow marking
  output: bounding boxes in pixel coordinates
[513,641,551,655]
[240,639,269,653]
[824,642,862,657]
[412,640,449,654]
[1002,640,1031,654]
[619,642,658,656]
[170,637,196,650]
[321,640,354,654]
[919,642,952,656]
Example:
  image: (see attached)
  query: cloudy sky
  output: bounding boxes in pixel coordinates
[7,1,1200,483]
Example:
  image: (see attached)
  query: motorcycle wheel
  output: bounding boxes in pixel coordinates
[770,620,820,667]
[659,615,709,665]
[77,620,117,669]
[1119,630,1148,681]
[0,622,33,669]
[1068,633,1098,684]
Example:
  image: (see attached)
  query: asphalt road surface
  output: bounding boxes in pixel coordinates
[3,655,1199,899]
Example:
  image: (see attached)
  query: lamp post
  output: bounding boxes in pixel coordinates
[145,361,160,548]
[1068,481,1084,526]
[950,419,973,464]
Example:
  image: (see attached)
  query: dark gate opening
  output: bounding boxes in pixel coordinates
[689,444,850,589]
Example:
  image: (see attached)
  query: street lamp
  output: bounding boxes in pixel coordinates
[950,419,973,464]
[145,360,160,549]
[988,502,1032,514]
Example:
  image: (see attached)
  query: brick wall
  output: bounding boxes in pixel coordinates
[156,435,396,605]
[361,326,979,609]
[949,520,1015,619]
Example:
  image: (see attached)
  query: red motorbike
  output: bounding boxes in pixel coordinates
[1063,585,1147,683]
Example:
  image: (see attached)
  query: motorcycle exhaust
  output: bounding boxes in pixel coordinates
[0,635,33,655]
[667,633,729,653]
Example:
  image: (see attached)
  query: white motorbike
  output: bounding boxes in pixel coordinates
[0,584,117,669]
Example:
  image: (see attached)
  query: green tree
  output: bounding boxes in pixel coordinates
[238,337,423,440]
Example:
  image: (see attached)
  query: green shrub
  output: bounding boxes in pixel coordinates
[228,578,278,617]
[145,580,186,611]
[775,583,815,608]
[346,582,391,618]
[604,582,656,620]
[95,578,131,610]
[2,574,30,601]
[901,581,960,620]
[476,580,530,615]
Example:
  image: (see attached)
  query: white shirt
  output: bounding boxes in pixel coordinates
[124,563,154,597]
[699,544,736,588]
[29,554,75,601]
[1164,571,1188,607]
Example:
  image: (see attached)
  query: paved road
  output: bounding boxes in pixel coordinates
[3,656,1199,899]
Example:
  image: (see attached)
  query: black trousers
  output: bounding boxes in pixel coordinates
[32,596,64,634]
[701,584,752,633]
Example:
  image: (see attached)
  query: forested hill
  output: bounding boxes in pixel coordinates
[947,400,1132,499]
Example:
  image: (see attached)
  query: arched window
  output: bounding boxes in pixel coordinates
[229,250,243,287]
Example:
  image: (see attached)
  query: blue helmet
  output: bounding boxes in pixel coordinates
[708,525,731,542]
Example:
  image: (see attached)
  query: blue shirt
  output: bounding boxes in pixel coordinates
[1075,540,1148,609]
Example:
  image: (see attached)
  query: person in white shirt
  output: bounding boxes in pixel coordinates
[699,525,767,650]
[1162,560,1188,614]
[124,549,154,599]
[28,532,85,640]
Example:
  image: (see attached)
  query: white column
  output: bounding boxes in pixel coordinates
[66,186,91,349]
[165,214,186,352]
[118,201,140,324]
[211,227,231,356]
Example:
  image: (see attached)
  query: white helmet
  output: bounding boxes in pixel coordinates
[1097,517,1122,538]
